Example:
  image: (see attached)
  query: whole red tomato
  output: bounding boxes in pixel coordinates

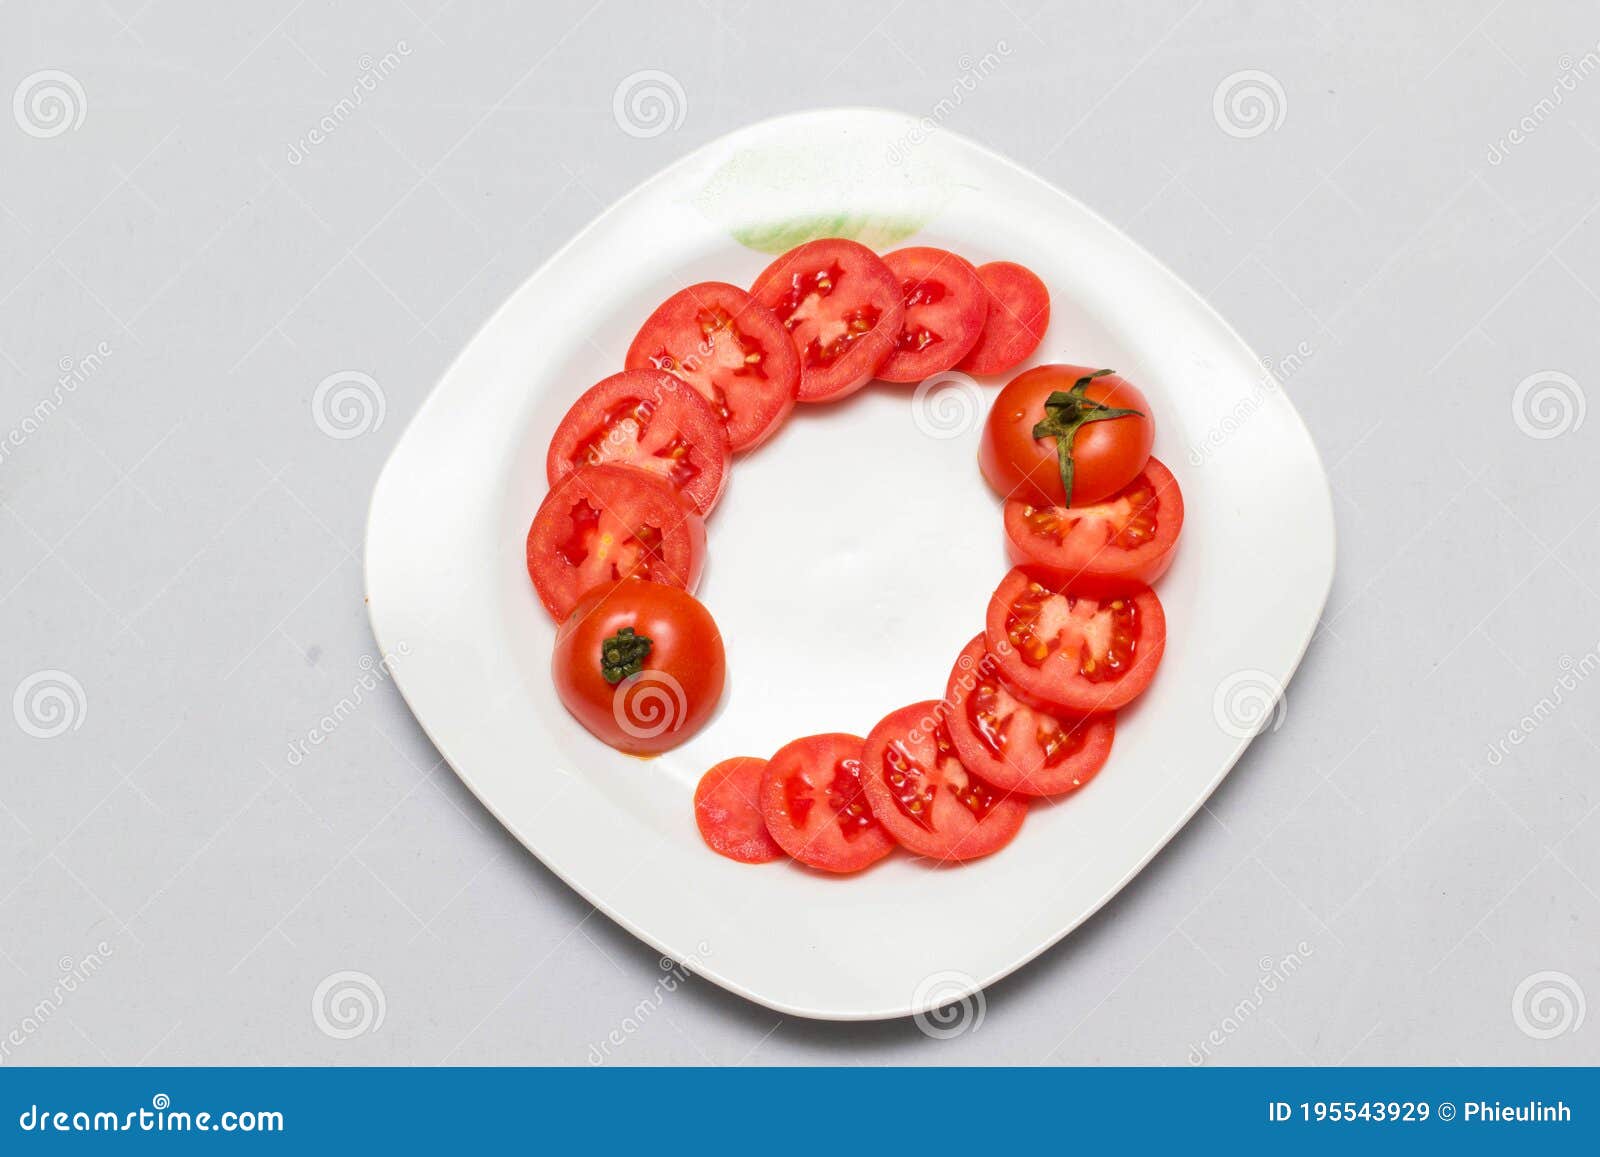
[552,579,725,755]
[980,365,1154,507]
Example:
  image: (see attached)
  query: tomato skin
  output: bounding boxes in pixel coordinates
[525,465,706,620]
[546,368,730,516]
[625,282,799,453]
[758,733,895,873]
[944,634,1115,797]
[749,238,904,402]
[957,261,1051,376]
[979,365,1154,507]
[874,247,987,383]
[860,701,1027,862]
[1004,456,1184,597]
[695,757,784,863]
[983,566,1166,714]
[552,579,725,755]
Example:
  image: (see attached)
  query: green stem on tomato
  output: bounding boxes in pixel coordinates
[601,627,653,685]
[1030,369,1143,506]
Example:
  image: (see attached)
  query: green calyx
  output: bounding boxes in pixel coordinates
[601,627,653,685]
[1030,369,1143,506]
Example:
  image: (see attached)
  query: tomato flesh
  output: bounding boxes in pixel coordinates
[874,247,987,383]
[750,239,904,402]
[984,566,1165,713]
[759,733,895,873]
[958,261,1051,376]
[626,282,799,453]
[695,757,783,863]
[861,701,1027,862]
[944,634,1115,796]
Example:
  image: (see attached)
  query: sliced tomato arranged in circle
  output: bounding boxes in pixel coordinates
[1005,455,1184,596]
[874,247,987,383]
[860,700,1027,862]
[546,368,730,516]
[695,757,784,864]
[525,464,706,620]
[945,634,1114,797]
[758,732,895,873]
[749,238,904,403]
[624,282,799,453]
[984,566,1165,714]
[958,261,1051,377]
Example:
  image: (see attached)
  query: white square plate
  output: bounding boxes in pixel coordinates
[364,108,1335,1020]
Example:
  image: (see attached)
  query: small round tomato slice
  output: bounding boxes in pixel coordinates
[758,733,894,873]
[874,247,987,383]
[860,701,1027,862]
[546,369,730,516]
[749,238,904,402]
[695,757,783,863]
[1004,456,1184,596]
[525,465,706,620]
[945,634,1114,797]
[958,261,1051,376]
[984,566,1165,714]
[625,282,799,453]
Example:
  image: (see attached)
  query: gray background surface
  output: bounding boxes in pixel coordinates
[2,0,1597,1065]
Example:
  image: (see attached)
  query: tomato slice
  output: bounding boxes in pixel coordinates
[860,701,1027,862]
[695,757,784,863]
[945,634,1114,796]
[546,369,730,516]
[984,566,1165,713]
[874,247,987,383]
[625,282,799,453]
[957,261,1051,376]
[758,733,895,873]
[749,238,904,402]
[525,465,706,620]
[1004,456,1184,596]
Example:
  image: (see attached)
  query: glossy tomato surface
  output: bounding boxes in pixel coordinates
[695,756,783,863]
[874,247,987,383]
[945,634,1115,796]
[749,238,904,402]
[758,732,895,873]
[525,465,706,620]
[552,579,725,755]
[545,368,730,516]
[625,281,798,452]
[860,700,1027,862]
[1004,456,1184,595]
[957,260,1051,376]
[984,566,1166,714]
[980,364,1154,507]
